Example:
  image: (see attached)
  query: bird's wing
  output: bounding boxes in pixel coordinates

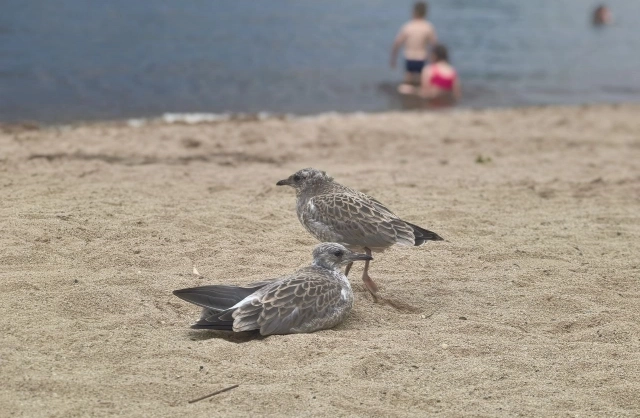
[306,193,415,248]
[231,272,345,335]
[363,194,399,217]
[365,193,443,244]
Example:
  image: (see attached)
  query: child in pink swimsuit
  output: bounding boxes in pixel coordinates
[398,43,461,102]
[420,44,460,100]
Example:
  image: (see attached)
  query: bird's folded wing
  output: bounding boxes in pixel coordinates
[233,273,344,335]
[307,193,414,247]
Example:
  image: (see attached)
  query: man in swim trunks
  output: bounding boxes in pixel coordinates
[390,2,438,85]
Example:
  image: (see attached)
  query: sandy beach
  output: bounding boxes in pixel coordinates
[1,104,639,417]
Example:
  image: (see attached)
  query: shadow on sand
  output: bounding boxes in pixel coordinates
[186,329,264,344]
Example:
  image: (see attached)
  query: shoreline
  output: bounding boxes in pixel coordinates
[2,101,638,130]
[2,103,639,417]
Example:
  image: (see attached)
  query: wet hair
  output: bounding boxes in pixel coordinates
[431,44,449,63]
[413,2,427,18]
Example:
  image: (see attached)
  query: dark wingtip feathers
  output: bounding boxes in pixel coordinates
[407,222,444,245]
[190,320,234,331]
[172,285,260,312]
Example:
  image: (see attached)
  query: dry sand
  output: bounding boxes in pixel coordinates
[1,104,639,417]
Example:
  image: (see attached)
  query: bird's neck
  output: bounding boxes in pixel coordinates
[311,261,339,272]
[297,179,333,198]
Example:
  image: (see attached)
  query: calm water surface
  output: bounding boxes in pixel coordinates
[1,0,639,123]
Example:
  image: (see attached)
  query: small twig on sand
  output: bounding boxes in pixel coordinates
[188,384,239,404]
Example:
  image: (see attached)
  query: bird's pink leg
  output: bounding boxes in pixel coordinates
[362,247,379,301]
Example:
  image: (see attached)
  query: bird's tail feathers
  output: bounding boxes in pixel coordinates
[191,319,234,330]
[406,222,444,245]
[188,306,238,330]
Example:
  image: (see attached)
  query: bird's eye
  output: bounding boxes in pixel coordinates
[293,174,301,182]
[333,250,344,257]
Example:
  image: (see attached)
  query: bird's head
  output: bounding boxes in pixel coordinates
[276,168,332,192]
[311,243,372,270]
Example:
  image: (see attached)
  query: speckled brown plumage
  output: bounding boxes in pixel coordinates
[173,243,372,335]
[277,168,443,297]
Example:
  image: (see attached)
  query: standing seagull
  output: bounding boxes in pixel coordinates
[173,243,372,336]
[276,168,443,299]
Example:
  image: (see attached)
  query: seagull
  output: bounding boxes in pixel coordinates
[173,243,372,335]
[276,168,443,299]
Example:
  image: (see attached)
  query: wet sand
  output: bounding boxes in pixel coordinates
[1,104,639,417]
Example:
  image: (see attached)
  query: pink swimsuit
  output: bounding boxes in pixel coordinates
[429,65,456,91]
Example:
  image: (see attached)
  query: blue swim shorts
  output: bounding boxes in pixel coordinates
[405,59,426,74]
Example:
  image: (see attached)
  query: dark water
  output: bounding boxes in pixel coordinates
[1,0,639,123]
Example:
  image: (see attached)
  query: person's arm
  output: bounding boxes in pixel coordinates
[425,24,438,60]
[452,76,461,100]
[390,26,407,68]
[430,26,438,45]
[419,65,434,98]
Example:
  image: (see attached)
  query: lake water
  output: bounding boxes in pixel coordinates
[1,0,639,123]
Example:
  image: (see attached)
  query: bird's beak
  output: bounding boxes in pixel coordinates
[276,178,290,186]
[347,253,373,262]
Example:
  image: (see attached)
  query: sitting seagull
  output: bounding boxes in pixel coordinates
[276,168,443,299]
[173,243,372,336]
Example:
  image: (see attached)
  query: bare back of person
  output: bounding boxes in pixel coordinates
[400,20,436,61]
